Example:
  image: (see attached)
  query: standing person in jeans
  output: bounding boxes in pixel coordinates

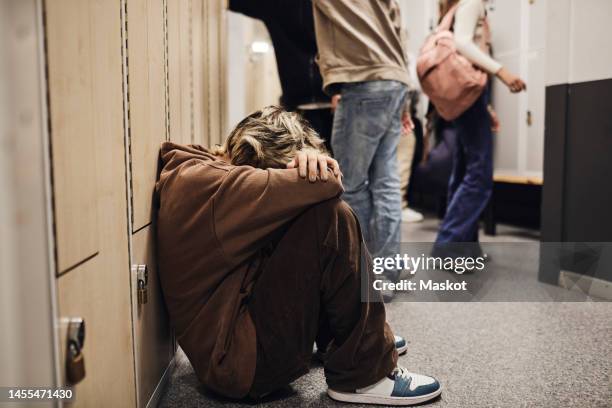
[313,0,410,285]
[434,0,525,257]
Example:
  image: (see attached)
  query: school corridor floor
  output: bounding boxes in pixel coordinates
[159,217,612,408]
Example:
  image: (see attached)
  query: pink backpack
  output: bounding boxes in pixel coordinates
[417,5,487,121]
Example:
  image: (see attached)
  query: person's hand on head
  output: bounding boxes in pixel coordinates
[287,150,341,183]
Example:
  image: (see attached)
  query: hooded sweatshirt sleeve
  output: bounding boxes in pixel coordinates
[213,165,344,264]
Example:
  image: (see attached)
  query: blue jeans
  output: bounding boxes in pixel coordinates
[436,88,493,245]
[332,80,408,262]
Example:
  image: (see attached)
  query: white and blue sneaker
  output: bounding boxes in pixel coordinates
[327,365,441,406]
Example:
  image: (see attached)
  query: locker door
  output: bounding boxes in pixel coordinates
[492,53,521,173]
[217,0,228,139]
[127,0,168,231]
[124,1,175,406]
[130,226,174,408]
[192,0,207,146]
[45,0,99,274]
[526,50,545,176]
[488,0,525,176]
[124,0,174,407]
[525,0,546,176]
[167,0,193,144]
[46,0,136,406]
[528,0,547,51]
[205,0,227,146]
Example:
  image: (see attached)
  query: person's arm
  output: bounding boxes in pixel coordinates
[453,0,502,75]
[213,156,343,264]
[454,0,526,92]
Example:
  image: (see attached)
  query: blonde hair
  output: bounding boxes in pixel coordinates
[215,105,327,169]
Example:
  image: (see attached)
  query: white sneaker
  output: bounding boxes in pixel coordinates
[402,207,424,223]
[328,365,441,406]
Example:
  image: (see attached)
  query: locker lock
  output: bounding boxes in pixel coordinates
[526,110,533,127]
[134,264,149,305]
[65,317,86,384]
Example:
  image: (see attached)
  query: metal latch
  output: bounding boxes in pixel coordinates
[65,317,86,384]
[527,110,533,127]
[134,264,148,305]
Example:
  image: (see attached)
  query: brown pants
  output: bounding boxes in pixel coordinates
[247,198,397,398]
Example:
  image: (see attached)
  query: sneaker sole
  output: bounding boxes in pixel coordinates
[327,387,441,406]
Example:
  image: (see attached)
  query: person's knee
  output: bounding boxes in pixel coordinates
[311,199,363,254]
[369,176,401,195]
[314,198,355,224]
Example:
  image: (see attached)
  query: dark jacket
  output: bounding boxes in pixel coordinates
[229,0,329,110]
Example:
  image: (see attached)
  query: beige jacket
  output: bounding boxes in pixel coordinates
[312,0,410,94]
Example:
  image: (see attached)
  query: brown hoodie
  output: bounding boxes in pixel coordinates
[155,142,343,397]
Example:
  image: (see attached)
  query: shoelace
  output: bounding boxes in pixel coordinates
[389,366,411,381]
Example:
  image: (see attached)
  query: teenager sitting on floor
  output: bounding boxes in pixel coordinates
[155,106,441,406]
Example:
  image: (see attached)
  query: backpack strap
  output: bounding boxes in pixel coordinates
[436,4,460,32]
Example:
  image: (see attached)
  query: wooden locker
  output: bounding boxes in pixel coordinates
[125,2,175,406]
[131,225,174,408]
[192,0,207,146]
[45,0,99,273]
[46,0,137,405]
[167,0,193,144]
[526,50,545,175]
[492,53,521,173]
[526,0,546,177]
[126,0,167,230]
[205,0,224,146]
[218,0,228,139]
[488,0,525,176]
